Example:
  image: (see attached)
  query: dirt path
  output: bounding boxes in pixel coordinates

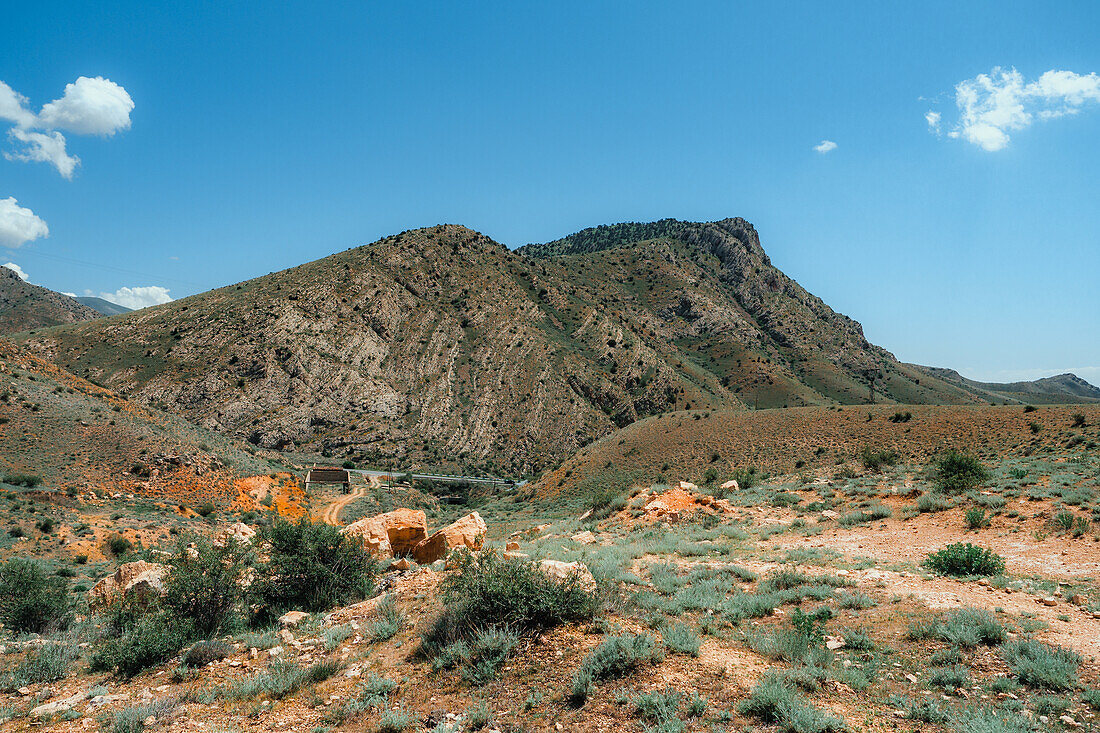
[317,477,374,525]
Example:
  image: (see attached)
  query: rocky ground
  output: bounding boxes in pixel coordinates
[3,441,1100,733]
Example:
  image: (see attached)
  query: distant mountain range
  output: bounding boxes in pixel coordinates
[12,219,1099,471]
[75,296,133,316]
[915,366,1100,404]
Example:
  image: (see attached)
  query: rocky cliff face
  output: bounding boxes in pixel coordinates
[0,266,101,334]
[22,221,978,473]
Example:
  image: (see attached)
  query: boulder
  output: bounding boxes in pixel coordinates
[341,517,392,558]
[411,512,487,564]
[87,560,167,610]
[278,611,309,628]
[571,531,596,545]
[720,479,740,491]
[538,559,596,592]
[505,541,520,551]
[215,522,257,547]
[341,508,428,558]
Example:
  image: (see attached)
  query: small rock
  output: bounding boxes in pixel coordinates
[1040,596,1058,607]
[1061,715,1081,728]
[505,541,520,551]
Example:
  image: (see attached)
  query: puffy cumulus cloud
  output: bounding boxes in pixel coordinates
[930,67,1100,151]
[0,76,134,177]
[6,129,80,179]
[0,197,49,248]
[90,285,172,310]
[37,77,134,136]
[2,262,29,280]
[813,140,837,153]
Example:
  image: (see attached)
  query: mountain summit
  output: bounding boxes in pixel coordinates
[23,220,982,472]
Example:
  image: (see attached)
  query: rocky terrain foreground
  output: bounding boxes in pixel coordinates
[2,412,1099,733]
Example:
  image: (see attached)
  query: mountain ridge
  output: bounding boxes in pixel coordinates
[16,219,1005,471]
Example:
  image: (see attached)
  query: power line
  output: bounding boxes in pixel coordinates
[12,249,204,288]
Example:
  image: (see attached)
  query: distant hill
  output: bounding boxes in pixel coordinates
[20,219,988,473]
[915,366,1100,404]
[0,265,101,334]
[75,296,132,316]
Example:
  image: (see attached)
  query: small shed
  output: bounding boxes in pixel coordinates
[305,467,351,493]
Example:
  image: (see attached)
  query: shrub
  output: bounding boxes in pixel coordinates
[6,641,78,687]
[0,558,72,633]
[183,639,232,667]
[163,536,252,636]
[836,592,875,610]
[91,608,194,678]
[107,699,178,733]
[460,627,519,684]
[195,503,216,517]
[928,664,970,689]
[952,705,1035,733]
[377,705,414,733]
[1071,413,1087,428]
[905,699,950,723]
[916,494,952,513]
[2,473,41,487]
[924,543,1005,577]
[931,451,990,494]
[107,534,133,556]
[662,622,701,656]
[1001,639,1080,690]
[569,633,662,706]
[859,447,899,472]
[738,674,845,733]
[933,608,1007,648]
[255,517,380,618]
[224,658,341,700]
[965,508,991,530]
[634,687,681,723]
[422,551,598,658]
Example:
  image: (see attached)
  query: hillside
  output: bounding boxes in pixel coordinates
[0,338,277,493]
[0,266,100,334]
[916,365,1100,404]
[538,403,1100,496]
[75,296,132,316]
[20,219,983,473]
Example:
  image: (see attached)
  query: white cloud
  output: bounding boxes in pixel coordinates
[6,129,80,179]
[0,197,49,248]
[37,77,134,136]
[813,140,837,153]
[0,82,35,128]
[90,285,172,310]
[930,67,1100,151]
[925,110,941,133]
[0,76,133,176]
[2,262,28,280]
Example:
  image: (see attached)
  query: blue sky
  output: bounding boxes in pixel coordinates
[1,1,1098,383]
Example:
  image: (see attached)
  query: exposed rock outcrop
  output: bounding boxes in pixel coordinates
[87,560,167,610]
[411,512,486,564]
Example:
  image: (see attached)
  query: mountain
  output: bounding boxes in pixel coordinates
[915,366,1100,404]
[19,219,985,473]
[76,296,133,316]
[0,265,101,334]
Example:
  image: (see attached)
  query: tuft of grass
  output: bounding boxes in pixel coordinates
[1001,639,1080,690]
[662,622,701,656]
[569,633,663,707]
[738,674,845,733]
[105,698,178,733]
[460,627,519,684]
[367,595,405,642]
